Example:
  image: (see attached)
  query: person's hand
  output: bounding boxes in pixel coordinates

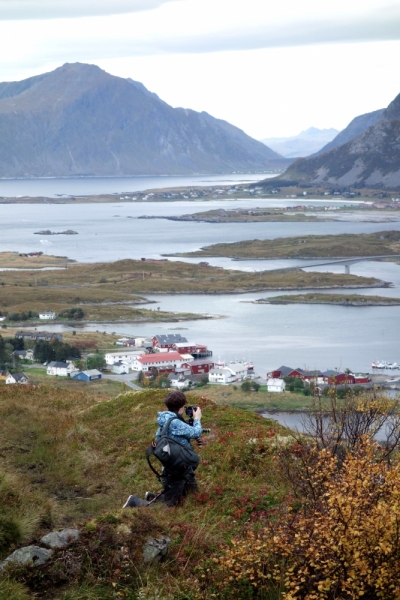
[193,407,202,420]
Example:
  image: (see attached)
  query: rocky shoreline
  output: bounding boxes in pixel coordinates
[34,229,78,235]
[256,299,400,306]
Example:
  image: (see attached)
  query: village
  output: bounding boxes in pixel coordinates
[0,330,378,395]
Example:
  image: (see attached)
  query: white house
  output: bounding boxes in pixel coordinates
[228,362,248,381]
[111,361,129,375]
[209,368,236,385]
[167,373,191,389]
[6,372,29,385]
[105,350,144,366]
[39,311,56,320]
[47,361,78,377]
[267,378,286,393]
[12,349,34,361]
[0,316,5,322]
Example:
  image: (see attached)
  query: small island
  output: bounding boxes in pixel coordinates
[169,230,400,260]
[34,229,78,235]
[253,293,400,306]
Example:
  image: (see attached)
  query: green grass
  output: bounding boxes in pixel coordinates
[192,385,316,411]
[173,230,400,259]
[260,293,400,306]
[0,257,382,311]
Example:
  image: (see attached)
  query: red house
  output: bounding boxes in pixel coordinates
[188,358,215,375]
[172,342,198,354]
[152,334,188,349]
[269,366,305,379]
[323,371,355,385]
[354,375,372,384]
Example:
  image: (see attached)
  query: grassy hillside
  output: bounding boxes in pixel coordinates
[175,230,400,259]
[0,256,383,321]
[0,385,288,599]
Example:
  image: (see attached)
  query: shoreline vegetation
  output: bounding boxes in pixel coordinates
[139,207,400,224]
[252,293,400,307]
[168,230,400,260]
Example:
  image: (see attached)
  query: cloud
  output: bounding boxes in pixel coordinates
[149,8,400,54]
[0,0,181,20]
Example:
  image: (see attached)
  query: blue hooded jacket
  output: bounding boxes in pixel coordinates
[156,410,202,448]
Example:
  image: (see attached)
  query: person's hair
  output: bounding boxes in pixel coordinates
[164,390,187,412]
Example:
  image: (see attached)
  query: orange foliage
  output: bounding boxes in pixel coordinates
[214,439,400,599]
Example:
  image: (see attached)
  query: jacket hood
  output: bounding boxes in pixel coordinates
[156,410,179,427]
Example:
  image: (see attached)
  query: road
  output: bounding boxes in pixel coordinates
[102,372,142,390]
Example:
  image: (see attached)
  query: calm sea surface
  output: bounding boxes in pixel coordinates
[0,173,266,198]
[2,179,400,376]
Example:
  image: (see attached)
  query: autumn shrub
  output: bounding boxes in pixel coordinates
[209,438,400,600]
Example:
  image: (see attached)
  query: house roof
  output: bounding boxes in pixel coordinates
[13,350,27,356]
[275,365,295,376]
[10,372,28,382]
[154,334,188,345]
[47,361,69,368]
[82,369,102,377]
[229,362,247,371]
[188,358,214,366]
[138,352,184,364]
[210,368,232,375]
[322,370,343,377]
[167,373,181,381]
[173,342,195,348]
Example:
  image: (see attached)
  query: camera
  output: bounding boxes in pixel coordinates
[185,405,197,418]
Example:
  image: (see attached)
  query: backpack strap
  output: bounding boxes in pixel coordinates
[146,417,180,480]
[146,443,162,480]
[161,416,180,436]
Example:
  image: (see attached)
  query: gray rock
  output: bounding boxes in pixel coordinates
[143,537,170,563]
[0,546,53,571]
[40,528,80,549]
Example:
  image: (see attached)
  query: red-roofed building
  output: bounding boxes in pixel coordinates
[130,351,190,374]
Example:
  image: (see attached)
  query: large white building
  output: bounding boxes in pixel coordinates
[105,350,144,366]
[130,351,188,373]
[227,363,248,381]
[209,368,236,385]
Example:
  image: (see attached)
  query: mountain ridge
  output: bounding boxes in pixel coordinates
[313,109,384,156]
[273,93,400,189]
[0,63,286,177]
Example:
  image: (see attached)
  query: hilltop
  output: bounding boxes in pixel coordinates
[0,63,286,177]
[0,385,286,599]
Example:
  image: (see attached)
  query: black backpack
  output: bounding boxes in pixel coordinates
[146,416,200,480]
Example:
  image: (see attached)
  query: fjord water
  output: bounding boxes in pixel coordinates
[2,194,400,375]
[0,173,265,198]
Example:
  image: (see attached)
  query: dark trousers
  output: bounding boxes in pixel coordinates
[159,466,198,507]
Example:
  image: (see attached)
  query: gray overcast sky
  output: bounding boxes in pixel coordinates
[1,0,399,138]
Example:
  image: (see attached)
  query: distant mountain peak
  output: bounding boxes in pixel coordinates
[261,127,339,158]
[0,62,287,177]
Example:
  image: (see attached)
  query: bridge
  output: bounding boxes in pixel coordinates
[299,255,400,274]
